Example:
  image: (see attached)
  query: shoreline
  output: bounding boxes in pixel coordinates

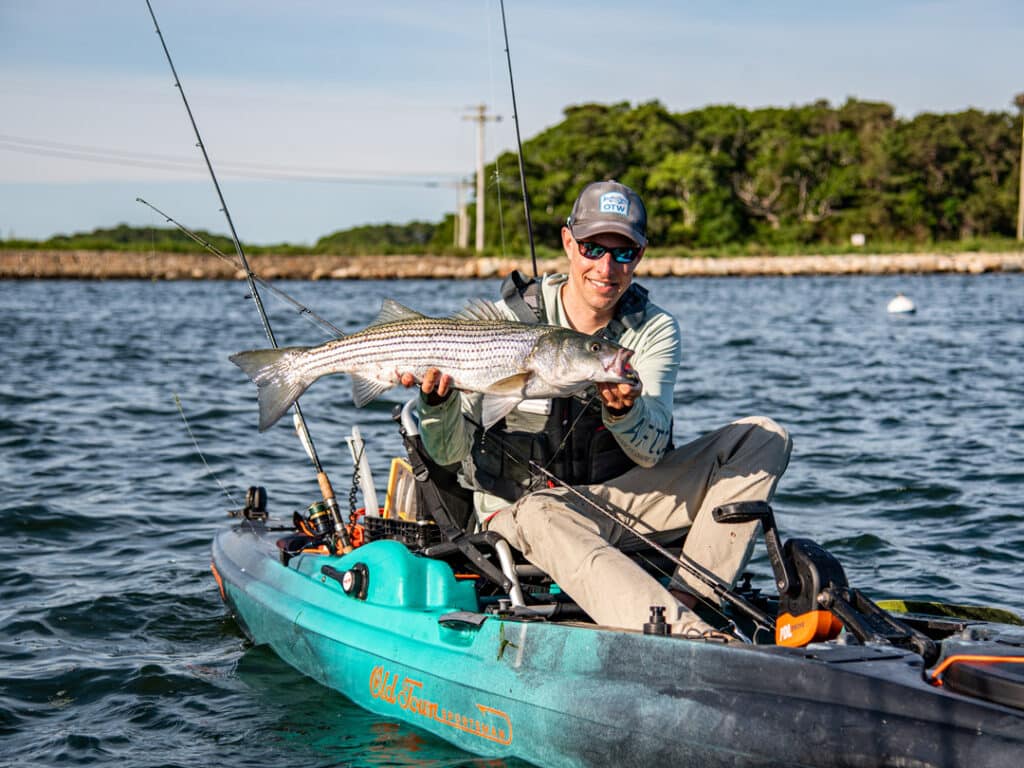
[1,249,1022,280]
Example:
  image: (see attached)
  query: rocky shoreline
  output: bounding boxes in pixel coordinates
[1,249,1022,280]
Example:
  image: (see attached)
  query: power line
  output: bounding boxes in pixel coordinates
[0,133,459,188]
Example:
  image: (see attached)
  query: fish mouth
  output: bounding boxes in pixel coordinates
[606,348,635,380]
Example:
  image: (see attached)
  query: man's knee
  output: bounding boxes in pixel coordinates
[492,490,573,537]
[730,416,792,474]
[736,414,785,436]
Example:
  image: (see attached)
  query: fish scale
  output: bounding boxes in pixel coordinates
[306,320,546,387]
[230,299,633,432]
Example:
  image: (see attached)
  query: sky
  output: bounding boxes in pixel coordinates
[1,0,1022,245]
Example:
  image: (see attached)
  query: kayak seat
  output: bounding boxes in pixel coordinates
[421,529,595,620]
[420,530,540,609]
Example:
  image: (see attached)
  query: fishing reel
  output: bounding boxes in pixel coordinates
[229,486,268,521]
[299,500,335,539]
[714,502,937,662]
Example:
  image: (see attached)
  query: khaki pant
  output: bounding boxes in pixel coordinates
[485,416,792,635]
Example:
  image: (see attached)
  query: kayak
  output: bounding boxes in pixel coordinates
[142,1,1021,759]
[210,419,1024,768]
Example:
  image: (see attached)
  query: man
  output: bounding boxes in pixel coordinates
[403,180,791,638]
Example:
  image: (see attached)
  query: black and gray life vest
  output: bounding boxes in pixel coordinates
[465,271,661,502]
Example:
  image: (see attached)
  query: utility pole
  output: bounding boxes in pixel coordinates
[1015,93,1024,241]
[453,182,462,249]
[457,179,470,249]
[463,104,501,253]
[451,179,471,249]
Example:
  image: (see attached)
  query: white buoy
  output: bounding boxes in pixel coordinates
[887,293,916,314]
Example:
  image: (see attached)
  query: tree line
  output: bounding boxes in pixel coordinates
[7,98,1021,255]
[458,98,1022,253]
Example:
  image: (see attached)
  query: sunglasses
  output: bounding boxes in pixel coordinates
[577,240,642,264]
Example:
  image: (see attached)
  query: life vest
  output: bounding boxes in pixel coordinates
[466,271,661,502]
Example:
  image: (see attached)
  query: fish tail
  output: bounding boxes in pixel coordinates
[229,346,312,431]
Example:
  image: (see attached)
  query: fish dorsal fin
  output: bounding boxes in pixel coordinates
[451,298,508,323]
[351,374,393,408]
[371,299,425,327]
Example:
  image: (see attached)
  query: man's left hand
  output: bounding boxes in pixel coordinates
[598,379,642,414]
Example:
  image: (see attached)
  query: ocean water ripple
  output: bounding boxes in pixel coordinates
[2,274,1022,766]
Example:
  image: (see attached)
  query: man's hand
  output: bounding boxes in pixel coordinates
[401,367,453,405]
[598,379,642,415]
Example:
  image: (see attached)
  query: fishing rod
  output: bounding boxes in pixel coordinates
[136,197,345,338]
[498,0,538,278]
[459,409,774,634]
[488,3,765,632]
[530,458,774,633]
[145,0,352,553]
[524,460,775,633]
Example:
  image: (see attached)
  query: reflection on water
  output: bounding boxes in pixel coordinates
[1,274,1022,766]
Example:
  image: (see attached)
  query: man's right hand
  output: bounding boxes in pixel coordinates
[401,367,453,405]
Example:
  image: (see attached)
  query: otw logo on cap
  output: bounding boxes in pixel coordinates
[598,192,629,216]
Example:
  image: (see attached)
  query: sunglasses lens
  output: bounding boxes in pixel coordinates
[579,241,639,263]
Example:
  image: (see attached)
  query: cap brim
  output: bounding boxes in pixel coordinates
[571,221,647,248]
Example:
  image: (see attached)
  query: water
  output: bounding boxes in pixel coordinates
[2,274,1022,767]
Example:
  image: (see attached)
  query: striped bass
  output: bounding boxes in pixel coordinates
[230,298,635,431]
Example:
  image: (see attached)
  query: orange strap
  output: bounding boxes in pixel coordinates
[929,654,1024,685]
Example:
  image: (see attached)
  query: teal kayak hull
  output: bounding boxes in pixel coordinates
[212,521,1024,768]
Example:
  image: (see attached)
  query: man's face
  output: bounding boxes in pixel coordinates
[561,228,643,315]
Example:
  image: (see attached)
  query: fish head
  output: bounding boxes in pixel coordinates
[527,329,635,395]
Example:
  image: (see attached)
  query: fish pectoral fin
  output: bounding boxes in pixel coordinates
[487,372,531,394]
[481,394,525,429]
[451,298,508,323]
[351,374,394,408]
[371,299,426,327]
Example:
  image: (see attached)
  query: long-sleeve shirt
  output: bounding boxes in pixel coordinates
[418,273,681,519]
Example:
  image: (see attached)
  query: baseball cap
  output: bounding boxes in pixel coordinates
[566,180,647,247]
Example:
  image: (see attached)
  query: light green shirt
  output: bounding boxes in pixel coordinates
[418,273,681,520]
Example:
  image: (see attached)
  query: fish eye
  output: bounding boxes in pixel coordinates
[588,341,601,353]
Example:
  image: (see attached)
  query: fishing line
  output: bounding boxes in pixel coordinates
[497,0,538,277]
[175,394,239,508]
[533,392,604,483]
[482,3,513,260]
[145,0,351,552]
[484,2,507,258]
[493,163,512,258]
[136,197,345,338]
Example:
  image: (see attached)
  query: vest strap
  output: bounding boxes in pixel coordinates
[500,270,544,322]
